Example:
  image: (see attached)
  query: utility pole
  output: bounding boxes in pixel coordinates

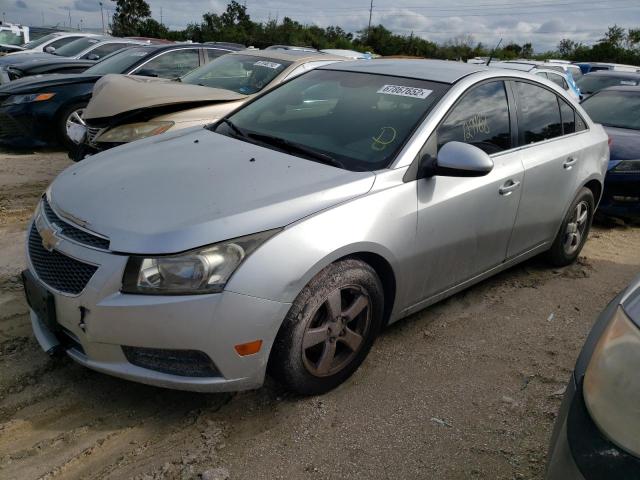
[160,6,163,25]
[99,1,105,33]
[367,0,373,41]
[68,8,72,29]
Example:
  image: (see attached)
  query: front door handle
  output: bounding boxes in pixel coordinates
[499,180,521,196]
[563,157,577,170]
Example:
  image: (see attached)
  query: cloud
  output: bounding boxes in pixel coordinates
[16,0,27,9]
[74,0,101,13]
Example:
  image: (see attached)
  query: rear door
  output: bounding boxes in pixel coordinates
[506,81,588,257]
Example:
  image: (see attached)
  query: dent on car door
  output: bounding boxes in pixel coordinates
[506,81,587,258]
[414,80,524,300]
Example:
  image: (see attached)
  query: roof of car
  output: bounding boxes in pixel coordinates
[321,59,488,84]
[599,85,640,92]
[583,70,640,78]
[229,49,339,62]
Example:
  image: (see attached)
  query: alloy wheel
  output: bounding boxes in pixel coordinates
[65,108,86,144]
[563,200,589,256]
[302,286,371,377]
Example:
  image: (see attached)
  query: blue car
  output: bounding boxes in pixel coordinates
[580,86,640,220]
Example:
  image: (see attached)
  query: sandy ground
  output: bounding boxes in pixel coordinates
[0,150,639,480]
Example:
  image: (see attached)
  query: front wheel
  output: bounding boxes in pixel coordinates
[548,187,595,266]
[269,259,384,395]
[58,102,88,149]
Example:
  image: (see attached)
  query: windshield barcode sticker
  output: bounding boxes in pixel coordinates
[254,61,282,69]
[377,85,432,99]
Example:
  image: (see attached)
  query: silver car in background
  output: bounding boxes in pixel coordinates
[23,60,608,395]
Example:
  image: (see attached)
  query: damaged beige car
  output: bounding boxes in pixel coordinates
[72,49,345,159]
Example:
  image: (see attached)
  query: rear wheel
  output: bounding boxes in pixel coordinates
[548,187,594,266]
[57,102,88,149]
[269,259,384,395]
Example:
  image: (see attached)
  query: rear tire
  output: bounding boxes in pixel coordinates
[269,259,384,395]
[548,187,594,267]
[57,102,88,150]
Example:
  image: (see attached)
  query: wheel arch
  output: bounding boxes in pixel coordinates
[584,178,603,206]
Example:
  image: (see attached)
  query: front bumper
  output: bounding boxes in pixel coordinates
[547,374,640,479]
[598,173,640,219]
[25,218,291,392]
[0,102,56,148]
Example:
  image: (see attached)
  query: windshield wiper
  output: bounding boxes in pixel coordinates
[247,132,345,169]
[218,118,248,139]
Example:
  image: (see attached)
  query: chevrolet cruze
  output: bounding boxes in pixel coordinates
[23,60,608,395]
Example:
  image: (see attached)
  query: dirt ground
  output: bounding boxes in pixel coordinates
[0,149,639,480]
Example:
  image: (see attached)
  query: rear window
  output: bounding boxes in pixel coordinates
[54,37,100,57]
[577,74,640,94]
[85,47,153,75]
[581,90,640,130]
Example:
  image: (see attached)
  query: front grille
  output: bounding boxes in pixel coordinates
[122,346,221,378]
[86,126,104,146]
[28,226,98,295]
[42,197,110,250]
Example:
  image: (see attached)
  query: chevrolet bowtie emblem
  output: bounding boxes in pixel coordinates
[35,212,61,252]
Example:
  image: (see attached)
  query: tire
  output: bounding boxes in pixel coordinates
[269,259,384,395]
[547,187,595,267]
[57,102,88,150]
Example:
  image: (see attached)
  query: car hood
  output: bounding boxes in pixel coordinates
[84,74,248,120]
[48,128,376,254]
[604,126,640,162]
[0,72,101,93]
[0,52,52,64]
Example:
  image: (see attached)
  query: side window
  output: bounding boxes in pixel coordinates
[48,36,81,50]
[547,73,565,89]
[576,113,587,132]
[134,49,200,78]
[435,81,511,154]
[559,98,576,134]
[515,82,563,144]
[535,72,548,79]
[205,48,226,61]
[82,43,128,60]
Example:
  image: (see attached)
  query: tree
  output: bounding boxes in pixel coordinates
[111,0,151,36]
[557,39,576,58]
[600,25,626,49]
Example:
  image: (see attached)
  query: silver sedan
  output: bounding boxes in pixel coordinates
[23,60,608,395]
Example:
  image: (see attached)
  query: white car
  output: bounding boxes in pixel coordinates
[3,31,102,56]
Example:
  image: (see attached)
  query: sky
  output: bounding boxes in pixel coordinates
[1,0,639,52]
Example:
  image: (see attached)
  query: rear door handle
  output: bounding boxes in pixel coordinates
[499,180,521,196]
[563,157,577,169]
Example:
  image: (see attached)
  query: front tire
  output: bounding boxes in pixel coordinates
[269,259,384,395]
[548,187,594,266]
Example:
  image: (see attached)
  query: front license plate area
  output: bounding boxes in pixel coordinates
[22,269,59,332]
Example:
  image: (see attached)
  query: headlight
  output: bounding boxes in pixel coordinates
[612,160,640,174]
[121,229,280,295]
[2,92,55,106]
[584,307,640,457]
[95,121,175,143]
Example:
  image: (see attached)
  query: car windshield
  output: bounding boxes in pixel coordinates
[215,69,448,171]
[85,47,153,75]
[181,54,293,94]
[0,30,24,45]
[581,90,640,130]
[21,32,58,49]
[53,37,100,57]
[577,74,640,94]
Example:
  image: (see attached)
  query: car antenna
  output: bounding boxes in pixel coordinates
[486,38,503,66]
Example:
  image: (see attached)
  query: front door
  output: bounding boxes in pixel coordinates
[414,80,524,300]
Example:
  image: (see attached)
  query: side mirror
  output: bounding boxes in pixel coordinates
[424,141,494,177]
[44,46,55,53]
